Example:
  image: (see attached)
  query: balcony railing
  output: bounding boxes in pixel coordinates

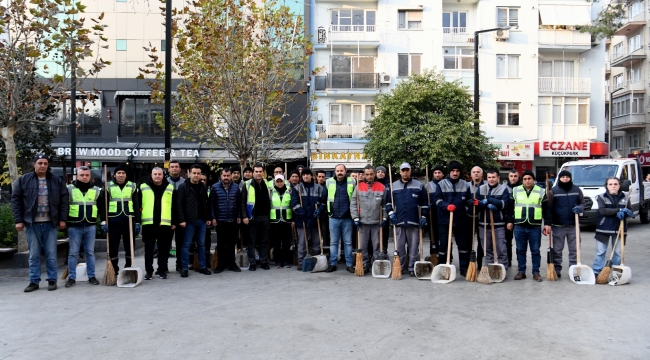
[442,27,473,43]
[443,70,474,90]
[326,124,366,139]
[314,73,379,90]
[607,79,645,93]
[538,77,591,94]
[612,113,646,128]
[538,29,591,46]
[611,45,645,62]
[318,25,378,43]
[119,123,164,136]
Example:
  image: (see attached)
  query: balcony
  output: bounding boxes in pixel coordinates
[324,124,366,139]
[443,70,474,91]
[611,45,646,67]
[314,73,380,95]
[443,27,474,44]
[612,114,647,130]
[608,79,646,95]
[118,123,164,137]
[538,29,591,50]
[538,77,591,94]
[316,25,379,49]
[615,1,646,36]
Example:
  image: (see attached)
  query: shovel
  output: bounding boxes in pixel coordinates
[431,212,456,283]
[568,213,595,285]
[414,207,433,280]
[117,216,143,288]
[610,220,631,285]
[488,211,506,283]
[312,204,328,272]
[235,228,250,270]
[372,208,391,278]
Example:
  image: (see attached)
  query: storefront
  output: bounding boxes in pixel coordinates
[309,142,370,177]
[533,140,609,180]
[628,153,650,179]
[494,142,534,183]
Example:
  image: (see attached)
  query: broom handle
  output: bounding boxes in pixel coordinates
[418,207,423,261]
[546,174,553,249]
[620,219,625,265]
[379,208,383,253]
[315,204,323,255]
[103,165,110,258]
[388,165,398,255]
[471,185,477,251]
[574,213,581,264]
[490,211,497,263]
[608,220,622,262]
[446,212,453,264]
[483,209,488,256]
[425,167,434,251]
[128,215,135,265]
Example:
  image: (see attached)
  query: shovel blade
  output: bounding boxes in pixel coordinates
[371,260,391,278]
[235,252,250,270]
[609,265,632,286]
[431,264,456,284]
[414,260,433,280]
[488,263,506,283]
[568,264,595,285]
[117,267,143,288]
[311,255,329,273]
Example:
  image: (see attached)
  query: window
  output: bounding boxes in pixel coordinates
[629,67,642,83]
[51,95,102,135]
[442,11,467,32]
[613,74,624,89]
[116,39,127,51]
[119,97,164,136]
[398,10,422,30]
[329,56,376,88]
[614,137,624,150]
[628,34,642,52]
[497,54,519,78]
[161,40,166,51]
[330,104,375,125]
[443,47,474,69]
[613,42,624,59]
[497,7,518,27]
[331,9,376,31]
[497,103,519,126]
[537,97,589,125]
[629,133,641,148]
[398,54,421,76]
[612,94,644,117]
[630,1,643,18]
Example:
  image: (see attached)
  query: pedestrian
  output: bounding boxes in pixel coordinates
[468,166,486,267]
[291,168,326,270]
[645,173,650,182]
[592,177,631,276]
[316,170,330,251]
[426,165,444,259]
[64,165,100,287]
[289,170,301,188]
[325,164,355,273]
[241,164,272,270]
[375,166,390,256]
[296,165,305,180]
[138,167,174,280]
[350,172,358,184]
[242,166,253,183]
[474,169,510,271]
[505,169,521,267]
[98,163,140,277]
[386,163,428,277]
[176,164,212,277]
[549,170,585,278]
[210,167,242,273]
[350,165,386,275]
[269,174,294,268]
[12,154,69,292]
[507,170,551,282]
[433,161,470,277]
[166,160,186,273]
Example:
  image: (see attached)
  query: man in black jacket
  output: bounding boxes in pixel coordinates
[505,169,521,267]
[12,154,69,292]
[166,160,185,273]
[176,164,212,277]
[241,164,272,271]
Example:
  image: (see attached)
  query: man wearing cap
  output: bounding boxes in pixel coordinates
[291,168,327,270]
[64,165,101,287]
[269,174,293,268]
[468,166,486,269]
[549,170,585,278]
[507,170,551,281]
[98,164,140,276]
[325,164,356,273]
[241,164,272,270]
[473,169,510,271]
[426,165,444,259]
[12,154,69,292]
[386,163,428,276]
[433,161,471,277]
[505,169,521,267]
[210,167,242,273]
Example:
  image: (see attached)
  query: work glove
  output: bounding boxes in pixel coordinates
[473,199,479,206]
[313,208,322,219]
[446,204,456,212]
[101,223,108,235]
[295,207,305,217]
[354,219,360,228]
[381,219,386,227]
[572,206,582,214]
[134,223,141,236]
[480,199,488,206]
[389,212,397,225]
[625,209,634,218]
[419,217,427,229]
[487,204,497,212]
[616,211,625,220]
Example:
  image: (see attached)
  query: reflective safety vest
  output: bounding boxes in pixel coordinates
[325,177,354,213]
[244,179,270,219]
[108,181,136,217]
[270,187,292,222]
[67,184,100,223]
[513,185,545,225]
[140,183,174,226]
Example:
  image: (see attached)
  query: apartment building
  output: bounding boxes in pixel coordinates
[308,0,608,177]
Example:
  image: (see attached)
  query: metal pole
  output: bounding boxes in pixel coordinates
[608,87,622,158]
[164,0,172,168]
[473,32,479,133]
[70,60,77,181]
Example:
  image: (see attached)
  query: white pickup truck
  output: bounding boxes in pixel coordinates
[556,158,650,225]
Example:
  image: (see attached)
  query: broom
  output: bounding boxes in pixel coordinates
[101,166,117,286]
[597,220,623,284]
[466,185,479,282]
[354,186,364,276]
[545,173,558,281]
[211,240,219,271]
[388,165,401,280]
[425,165,438,266]
[298,184,316,272]
[477,210,493,284]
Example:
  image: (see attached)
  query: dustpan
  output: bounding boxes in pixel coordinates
[488,212,506,283]
[75,263,88,282]
[312,208,328,273]
[414,208,433,280]
[117,216,143,288]
[569,214,595,285]
[610,220,631,285]
[432,212,456,283]
[372,209,391,278]
[236,229,250,270]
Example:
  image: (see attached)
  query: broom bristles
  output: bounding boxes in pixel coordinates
[477,260,493,284]
[391,255,402,280]
[354,252,364,276]
[61,267,69,280]
[211,249,219,270]
[466,261,477,282]
[546,263,558,281]
[193,253,200,271]
[102,260,116,286]
[430,254,438,266]
[596,267,611,284]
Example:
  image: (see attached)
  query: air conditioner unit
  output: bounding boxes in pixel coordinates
[495,29,510,41]
[379,73,391,84]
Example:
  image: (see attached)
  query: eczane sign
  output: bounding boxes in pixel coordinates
[539,141,589,157]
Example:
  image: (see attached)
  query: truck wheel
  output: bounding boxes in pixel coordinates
[641,207,650,224]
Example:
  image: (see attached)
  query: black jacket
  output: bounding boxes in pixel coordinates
[11,171,69,226]
[176,181,210,223]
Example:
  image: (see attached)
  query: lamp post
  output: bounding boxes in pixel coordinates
[608,86,623,158]
[473,26,511,133]
[164,0,172,168]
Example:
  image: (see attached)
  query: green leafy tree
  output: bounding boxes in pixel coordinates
[140,0,311,167]
[364,70,499,175]
[580,0,627,40]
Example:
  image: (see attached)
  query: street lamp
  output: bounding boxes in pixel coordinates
[473,26,512,132]
[608,86,623,158]
[164,0,172,168]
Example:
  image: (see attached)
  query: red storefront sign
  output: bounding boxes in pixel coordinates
[497,160,533,174]
[534,141,608,157]
[628,154,650,167]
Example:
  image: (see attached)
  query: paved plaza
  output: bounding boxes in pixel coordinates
[1,220,649,359]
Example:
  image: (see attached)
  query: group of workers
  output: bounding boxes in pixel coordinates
[11,154,632,292]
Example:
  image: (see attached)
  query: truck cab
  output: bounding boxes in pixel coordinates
[556,158,650,225]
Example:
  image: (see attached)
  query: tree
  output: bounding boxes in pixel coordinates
[363,70,499,175]
[580,0,627,40]
[0,0,109,250]
[140,0,311,167]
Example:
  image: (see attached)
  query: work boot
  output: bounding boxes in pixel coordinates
[346,266,354,273]
[181,270,188,278]
[47,281,57,291]
[228,264,242,272]
[533,274,542,282]
[214,267,225,274]
[460,269,467,277]
[260,263,270,270]
[158,271,168,279]
[24,283,39,292]
[514,272,526,280]
[144,272,153,280]
[363,265,370,274]
[88,277,99,285]
[199,268,212,275]
[556,271,561,278]
[409,271,416,277]
[249,264,256,271]
[65,279,76,288]
[325,265,337,273]
[297,264,302,271]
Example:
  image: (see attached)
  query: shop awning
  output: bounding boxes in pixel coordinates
[539,5,591,26]
[113,91,151,101]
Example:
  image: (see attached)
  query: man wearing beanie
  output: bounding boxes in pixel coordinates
[504,170,521,267]
[468,165,486,268]
[472,169,510,271]
[426,165,444,258]
[549,170,585,278]
[375,166,390,256]
[507,170,551,281]
[433,161,471,276]
[242,166,253,183]
[291,168,327,270]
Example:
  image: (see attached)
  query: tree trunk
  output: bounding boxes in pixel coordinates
[1,126,27,251]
